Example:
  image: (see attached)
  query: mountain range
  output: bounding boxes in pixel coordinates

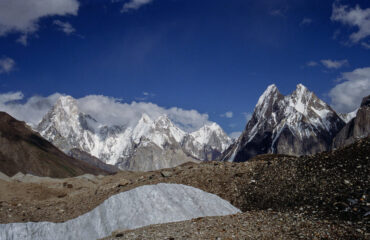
[219,84,368,162]
[36,96,232,171]
[1,83,368,173]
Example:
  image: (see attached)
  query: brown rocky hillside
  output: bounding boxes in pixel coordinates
[0,112,109,178]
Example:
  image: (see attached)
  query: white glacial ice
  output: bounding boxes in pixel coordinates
[0,183,240,240]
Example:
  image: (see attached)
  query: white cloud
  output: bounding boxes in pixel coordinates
[300,18,313,26]
[122,0,153,12]
[331,3,370,46]
[0,57,15,74]
[229,131,242,139]
[320,59,349,69]
[306,61,318,67]
[0,92,210,132]
[220,111,233,118]
[53,20,75,35]
[329,67,370,113]
[0,0,79,43]
[78,95,210,132]
[0,92,62,126]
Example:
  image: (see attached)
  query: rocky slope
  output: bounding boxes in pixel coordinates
[0,112,109,178]
[333,95,370,148]
[219,84,345,162]
[104,211,360,240]
[37,96,231,171]
[1,137,368,239]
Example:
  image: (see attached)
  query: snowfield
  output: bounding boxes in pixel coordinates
[0,183,240,240]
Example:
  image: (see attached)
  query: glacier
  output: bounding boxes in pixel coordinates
[0,183,240,240]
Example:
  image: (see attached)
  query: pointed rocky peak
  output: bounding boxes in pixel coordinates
[287,84,314,115]
[200,122,225,135]
[132,113,155,143]
[256,84,281,107]
[290,84,312,100]
[295,83,309,92]
[190,122,231,150]
[254,84,284,119]
[53,95,79,115]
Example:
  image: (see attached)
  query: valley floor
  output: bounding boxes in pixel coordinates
[0,137,369,239]
[104,210,360,240]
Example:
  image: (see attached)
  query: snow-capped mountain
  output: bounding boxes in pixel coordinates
[37,96,231,171]
[219,84,345,162]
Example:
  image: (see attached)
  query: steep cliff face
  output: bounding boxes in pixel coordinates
[36,96,231,171]
[220,84,345,162]
[333,95,370,149]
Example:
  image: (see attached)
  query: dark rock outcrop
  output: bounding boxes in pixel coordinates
[333,95,370,148]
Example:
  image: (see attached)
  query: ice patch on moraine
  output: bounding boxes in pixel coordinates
[0,183,240,240]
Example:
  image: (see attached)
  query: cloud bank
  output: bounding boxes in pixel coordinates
[0,92,63,126]
[0,92,210,132]
[331,2,370,47]
[321,59,349,69]
[329,67,370,113]
[0,0,79,45]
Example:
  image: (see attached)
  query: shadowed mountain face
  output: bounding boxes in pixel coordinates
[219,84,345,162]
[0,112,109,178]
[333,95,370,149]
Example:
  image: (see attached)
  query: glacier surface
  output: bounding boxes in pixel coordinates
[0,183,240,240]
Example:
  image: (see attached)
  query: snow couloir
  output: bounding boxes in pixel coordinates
[0,183,240,240]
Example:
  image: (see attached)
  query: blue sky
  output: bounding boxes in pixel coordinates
[0,0,370,136]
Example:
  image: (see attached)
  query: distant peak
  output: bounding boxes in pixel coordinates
[58,95,76,102]
[52,95,79,116]
[205,122,221,130]
[55,95,77,107]
[155,115,173,126]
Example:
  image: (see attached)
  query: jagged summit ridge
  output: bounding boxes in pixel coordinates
[36,96,231,170]
[220,83,345,162]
